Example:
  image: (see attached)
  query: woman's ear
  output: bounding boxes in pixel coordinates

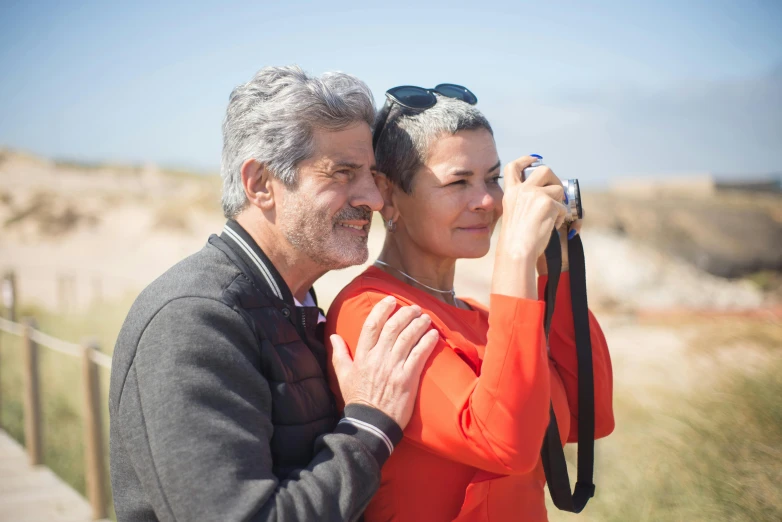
[241,159,275,211]
[374,172,400,222]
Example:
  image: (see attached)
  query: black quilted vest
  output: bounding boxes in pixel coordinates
[214,220,337,479]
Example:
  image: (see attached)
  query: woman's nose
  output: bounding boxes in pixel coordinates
[470,187,497,212]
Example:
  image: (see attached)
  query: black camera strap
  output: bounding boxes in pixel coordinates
[540,230,596,513]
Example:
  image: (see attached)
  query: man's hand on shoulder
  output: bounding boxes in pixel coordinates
[330,295,439,429]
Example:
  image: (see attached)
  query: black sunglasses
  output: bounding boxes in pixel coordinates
[372,84,478,150]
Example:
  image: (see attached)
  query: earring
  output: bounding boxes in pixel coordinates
[386,218,396,232]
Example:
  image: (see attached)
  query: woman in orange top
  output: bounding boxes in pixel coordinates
[326,88,614,521]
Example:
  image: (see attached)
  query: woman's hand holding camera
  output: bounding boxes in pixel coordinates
[492,156,569,300]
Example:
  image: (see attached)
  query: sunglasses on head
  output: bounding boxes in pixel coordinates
[372,84,478,150]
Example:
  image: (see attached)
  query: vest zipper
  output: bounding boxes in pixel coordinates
[295,307,307,340]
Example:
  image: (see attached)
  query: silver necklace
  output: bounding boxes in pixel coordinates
[373,259,456,298]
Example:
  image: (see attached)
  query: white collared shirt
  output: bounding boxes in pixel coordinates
[294,293,326,324]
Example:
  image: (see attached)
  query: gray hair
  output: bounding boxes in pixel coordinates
[375,95,494,194]
[220,65,376,218]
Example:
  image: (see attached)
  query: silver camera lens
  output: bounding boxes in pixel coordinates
[563,179,582,223]
[522,155,582,223]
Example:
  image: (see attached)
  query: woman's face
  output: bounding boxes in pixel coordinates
[392,128,503,260]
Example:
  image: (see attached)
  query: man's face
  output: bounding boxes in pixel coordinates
[277,122,382,270]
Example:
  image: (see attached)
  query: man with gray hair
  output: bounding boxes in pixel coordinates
[109,65,439,521]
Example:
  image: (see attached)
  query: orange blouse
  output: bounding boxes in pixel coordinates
[326,267,614,522]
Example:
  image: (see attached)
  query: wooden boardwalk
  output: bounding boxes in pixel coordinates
[0,430,94,522]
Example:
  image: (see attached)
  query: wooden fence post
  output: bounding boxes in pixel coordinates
[0,271,8,427]
[81,339,108,520]
[22,317,43,466]
[3,270,17,322]
[0,270,18,427]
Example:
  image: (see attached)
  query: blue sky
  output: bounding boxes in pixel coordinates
[1,0,780,184]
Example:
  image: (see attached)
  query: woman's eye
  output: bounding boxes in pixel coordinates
[448,179,467,186]
[488,175,503,184]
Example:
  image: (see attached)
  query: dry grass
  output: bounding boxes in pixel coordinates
[3,191,100,236]
[549,317,782,522]
[639,315,782,354]
[150,183,223,231]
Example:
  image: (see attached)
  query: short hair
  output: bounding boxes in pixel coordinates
[220,65,376,218]
[374,95,494,194]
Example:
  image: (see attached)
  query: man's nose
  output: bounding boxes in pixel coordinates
[352,170,384,212]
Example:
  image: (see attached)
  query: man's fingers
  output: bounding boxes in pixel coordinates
[375,304,422,352]
[403,329,440,376]
[356,295,397,357]
[329,334,353,385]
[392,314,432,356]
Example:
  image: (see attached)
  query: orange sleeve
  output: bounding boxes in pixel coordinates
[326,289,551,476]
[538,274,615,442]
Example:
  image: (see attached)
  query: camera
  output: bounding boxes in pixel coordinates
[522,155,582,223]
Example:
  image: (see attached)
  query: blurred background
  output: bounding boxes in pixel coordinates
[1,1,780,521]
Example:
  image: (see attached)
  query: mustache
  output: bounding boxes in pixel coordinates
[333,206,372,224]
